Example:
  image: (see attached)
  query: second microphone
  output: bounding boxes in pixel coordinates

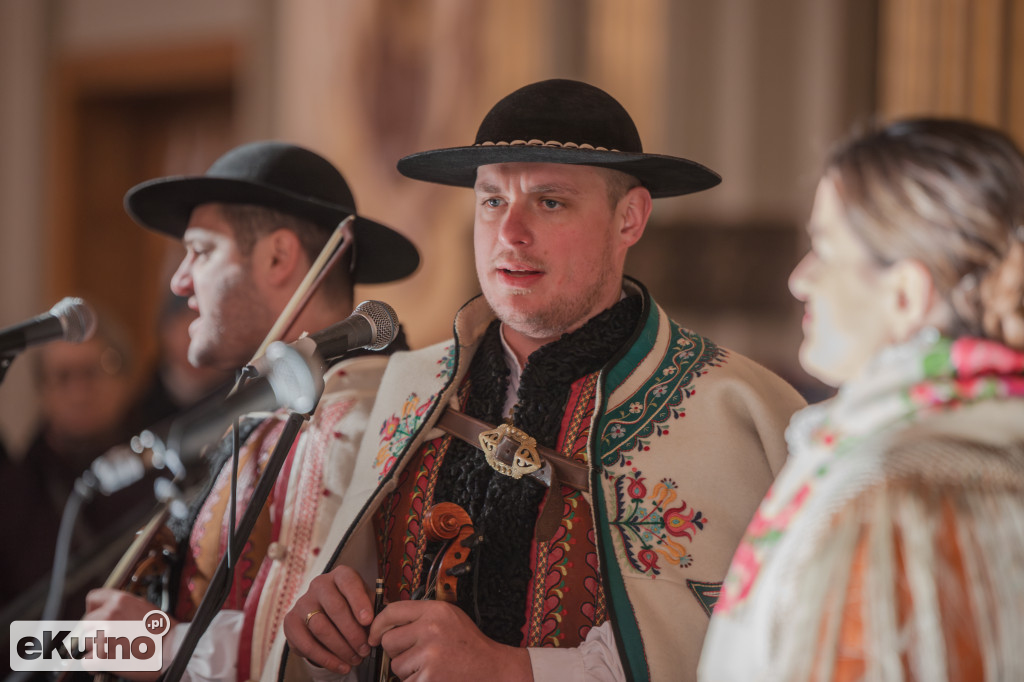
[246,300,400,379]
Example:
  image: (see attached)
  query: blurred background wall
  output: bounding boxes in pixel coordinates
[1,0,1023,457]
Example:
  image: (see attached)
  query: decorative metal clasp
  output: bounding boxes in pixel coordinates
[478,423,543,479]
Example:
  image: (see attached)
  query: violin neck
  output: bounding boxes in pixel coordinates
[104,505,172,589]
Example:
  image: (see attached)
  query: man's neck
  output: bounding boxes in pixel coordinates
[499,326,556,369]
[279,297,354,344]
[498,289,629,368]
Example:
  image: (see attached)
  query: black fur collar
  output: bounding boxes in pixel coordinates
[432,294,641,645]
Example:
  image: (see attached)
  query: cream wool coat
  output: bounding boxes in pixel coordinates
[273,280,805,682]
[240,355,391,682]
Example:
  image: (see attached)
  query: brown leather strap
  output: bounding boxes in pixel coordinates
[437,408,590,492]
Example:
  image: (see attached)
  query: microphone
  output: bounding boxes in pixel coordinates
[169,340,326,463]
[83,340,325,496]
[247,300,399,378]
[0,297,97,356]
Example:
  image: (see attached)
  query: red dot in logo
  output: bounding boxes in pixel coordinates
[143,610,170,636]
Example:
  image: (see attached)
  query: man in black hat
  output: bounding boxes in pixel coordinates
[282,80,804,682]
[80,141,418,682]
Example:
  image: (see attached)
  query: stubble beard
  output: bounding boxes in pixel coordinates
[187,316,248,371]
[488,260,615,342]
[188,268,274,372]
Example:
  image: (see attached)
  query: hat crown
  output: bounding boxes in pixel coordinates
[395,78,720,198]
[207,141,358,212]
[125,140,421,283]
[473,79,643,153]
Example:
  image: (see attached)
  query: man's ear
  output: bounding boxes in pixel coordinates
[885,258,938,343]
[619,185,652,248]
[253,228,304,288]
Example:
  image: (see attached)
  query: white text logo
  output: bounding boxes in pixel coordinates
[10,610,169,673]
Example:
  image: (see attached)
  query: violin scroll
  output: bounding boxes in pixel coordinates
[373,502,483,682]
[422,502,481,603]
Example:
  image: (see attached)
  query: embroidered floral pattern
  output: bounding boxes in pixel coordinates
[436,344,456,380]
[373,346,457,480]
[374,393,433,478]
[598,323,724,468]
[594,323,720,577]
[608,472,708,577]
[716,483,810,614]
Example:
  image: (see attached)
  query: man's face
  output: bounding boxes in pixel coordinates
[170,203,276,370]
[474,162,637,347]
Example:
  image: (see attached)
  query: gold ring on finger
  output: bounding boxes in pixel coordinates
[305,609,323,627]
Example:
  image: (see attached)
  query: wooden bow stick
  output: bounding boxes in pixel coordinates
[246,214,355,369]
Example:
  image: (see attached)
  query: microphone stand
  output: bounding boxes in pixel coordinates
[162,409,309,682]
[0,353,14,384]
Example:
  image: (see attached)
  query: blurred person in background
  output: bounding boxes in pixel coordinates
[700,119,1024,681]
[1,312,149,617]
[132,292,233,431]
[25,314,135,480]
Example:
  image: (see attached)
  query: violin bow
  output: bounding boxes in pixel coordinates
[245,214,356,369]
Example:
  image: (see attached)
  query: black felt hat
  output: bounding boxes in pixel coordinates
[125,141,419,284]
[397,79,721,198]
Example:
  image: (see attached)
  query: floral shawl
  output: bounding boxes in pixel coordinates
[699,331,1024,681]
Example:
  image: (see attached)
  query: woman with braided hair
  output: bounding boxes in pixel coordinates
[700,119,1024,681]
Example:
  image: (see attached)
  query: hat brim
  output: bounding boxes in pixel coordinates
[125,176,419,284]
[396,146,721,198]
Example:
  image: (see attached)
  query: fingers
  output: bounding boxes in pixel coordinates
[330,565,375,626]
[386,645,425,682]
[367,600,417,648]
[375,611,426,682]
[371,601,520,681]
[283,602,351,675]
[84,588,113,614]
[310,595,366,663]
[283,566,375,675]
[83,589,155,621]
[317,569,375,658]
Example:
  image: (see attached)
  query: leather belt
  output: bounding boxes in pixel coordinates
[436,407,591,542]
[437,408,590,492]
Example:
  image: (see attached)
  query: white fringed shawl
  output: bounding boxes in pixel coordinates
[699,333,1024,681]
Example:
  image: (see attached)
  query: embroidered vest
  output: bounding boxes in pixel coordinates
[373,370,608,647]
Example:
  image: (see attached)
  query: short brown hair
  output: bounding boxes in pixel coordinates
[218,204,353,301]
[598,167,643,209]
[826,118,1024,349]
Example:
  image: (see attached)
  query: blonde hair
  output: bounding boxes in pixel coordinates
[825,118,1024,349]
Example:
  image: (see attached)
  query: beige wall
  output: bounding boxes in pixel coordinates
[1,0,54,455]
[269,0,875,368]
[0,0,265,454]
[0,0,876,455]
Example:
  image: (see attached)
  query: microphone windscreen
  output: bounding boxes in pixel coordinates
[355,300,399,351]
[51,297,97,343]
